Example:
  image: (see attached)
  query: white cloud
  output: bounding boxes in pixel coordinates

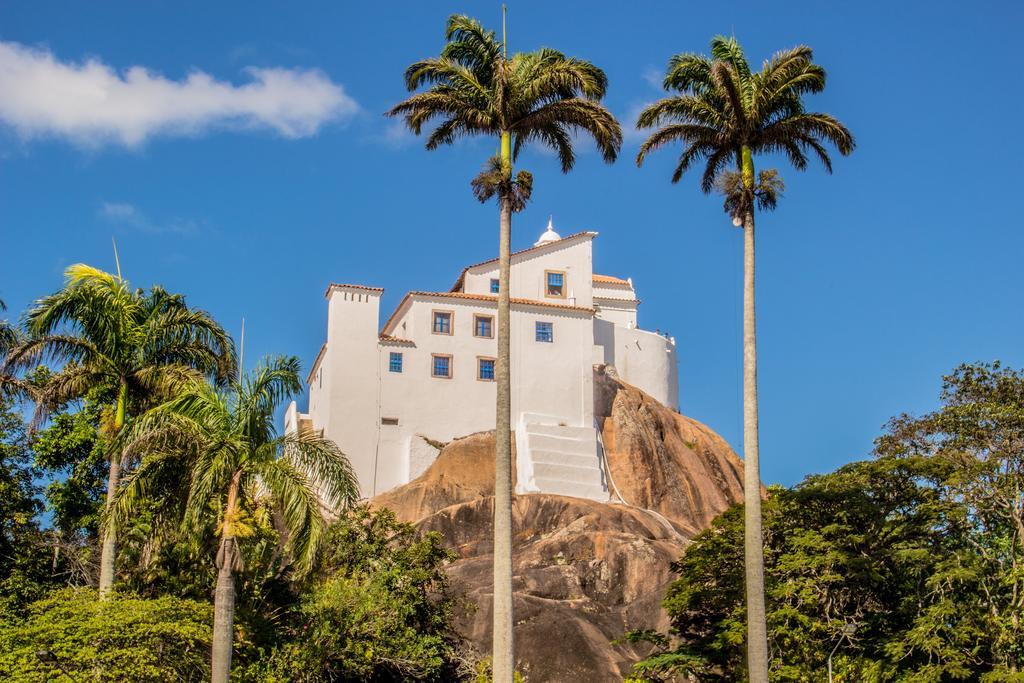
[642,66,664,91]
[0,41,358,147]
[622,101,656,144]
[100,201,200,236]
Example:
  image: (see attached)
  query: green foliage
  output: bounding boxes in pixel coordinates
[0,399,54,614]
[31,398,106,539]
[388,14,622,180]
[0,588,212,682]
[636,36,853,214]
[629,362,1024,681]
[242,506,461,682]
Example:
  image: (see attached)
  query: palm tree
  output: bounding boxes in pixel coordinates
[636,37,854,681]
[112,356,359,683]
[0,298,34,403]
[388,15,620,680]
[10,265,235,596]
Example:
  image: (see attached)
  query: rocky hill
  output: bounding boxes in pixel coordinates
[372,367,746,681]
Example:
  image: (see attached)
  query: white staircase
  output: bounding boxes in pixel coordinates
[515,413,609,502]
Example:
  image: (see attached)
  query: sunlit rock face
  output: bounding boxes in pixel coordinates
[372,368,746,682]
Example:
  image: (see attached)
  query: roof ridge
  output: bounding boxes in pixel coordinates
[450,231,597,292]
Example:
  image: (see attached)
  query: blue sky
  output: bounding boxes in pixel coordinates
[2,1,1021,486]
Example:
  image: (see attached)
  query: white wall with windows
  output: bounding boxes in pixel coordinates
[290,223,678,499]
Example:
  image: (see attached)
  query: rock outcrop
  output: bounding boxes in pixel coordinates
[372,368,746,681]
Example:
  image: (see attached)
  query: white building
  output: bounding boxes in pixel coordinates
[285,220,679,501]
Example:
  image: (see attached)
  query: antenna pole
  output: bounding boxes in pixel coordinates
[239,317,245,380]
[502,4,507,57]
[111,236,122,280]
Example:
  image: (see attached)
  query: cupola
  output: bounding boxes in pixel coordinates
[534,216,562,247]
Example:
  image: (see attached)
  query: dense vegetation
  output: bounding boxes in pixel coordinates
[0,278,465,682]
[627,362,1024,681]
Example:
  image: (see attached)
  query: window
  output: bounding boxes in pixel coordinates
[474,314,494,338]
[536,321,553,343]
[545,270,565,298]
[388,352,403,373]
[431,354,452,378]
[490,278,500,294]
[381,417,399,426]
[432,310,452,335]
[478,357,495,381]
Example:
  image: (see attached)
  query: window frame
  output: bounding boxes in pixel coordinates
[489,278,500,294]
[431,353,453,379]
[431,309,454,336]
[388,352,403,373]
[535,321,554,343]
[473,314,494,339]
[544,269,567,299]
[477,356,496,382]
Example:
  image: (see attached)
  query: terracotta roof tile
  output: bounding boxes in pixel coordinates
[305,343,328,385]
[592,274,631,286]
[324,283,385,298]
[378,334,415,345]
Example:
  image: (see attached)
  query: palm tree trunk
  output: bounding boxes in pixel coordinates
[741,146,769,682]
[492,129,515,683]
[98,381,127,597]
[211,474,241,683]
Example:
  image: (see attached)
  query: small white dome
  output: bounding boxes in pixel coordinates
[534,216,561,246]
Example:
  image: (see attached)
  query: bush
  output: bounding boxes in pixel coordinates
[0,588,212,682]
[242,505,461,681]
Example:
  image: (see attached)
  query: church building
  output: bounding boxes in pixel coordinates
[285,219,678,500]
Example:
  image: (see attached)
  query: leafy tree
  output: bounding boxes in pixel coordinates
[629,362,1024,681]
[0,399,53,614]
[247,506,460,681]
[0,588,212,682]
[112,355,359,683]
[11,265,235,596]
[635,36,854,681]
[876,362,1024,676]
[388,15,621,680]
[31,395,107,542]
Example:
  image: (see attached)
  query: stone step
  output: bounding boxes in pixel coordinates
[525,423,595,439]
[528,449,603,470]
[524,433,596,456]
[531,460,604,485]
[519,412,569,426]
[532,477,608,501]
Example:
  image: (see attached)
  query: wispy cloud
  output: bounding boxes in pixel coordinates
[100,202,203,236]
[621,101,655,144]
[0,41,359,147]
[642,66,664,91]
[376,119,416,149]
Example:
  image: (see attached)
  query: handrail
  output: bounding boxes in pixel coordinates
[595,421,688,545]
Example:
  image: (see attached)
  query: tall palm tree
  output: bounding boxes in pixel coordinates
[388,14,621,680]
[112,356,359,683]
[636,37,854,681]
[10,265,235,596]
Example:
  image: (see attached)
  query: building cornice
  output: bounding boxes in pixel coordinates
[378,334,416,346]
[381,290,595,336]
[592,274,631,286]
[324,282,385,298]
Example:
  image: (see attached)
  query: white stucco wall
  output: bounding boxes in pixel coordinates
[463,233,596,308]
[298,229,680,500]
[318,286,383,499]
[611,326,679,410]
[370,294,595,495]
